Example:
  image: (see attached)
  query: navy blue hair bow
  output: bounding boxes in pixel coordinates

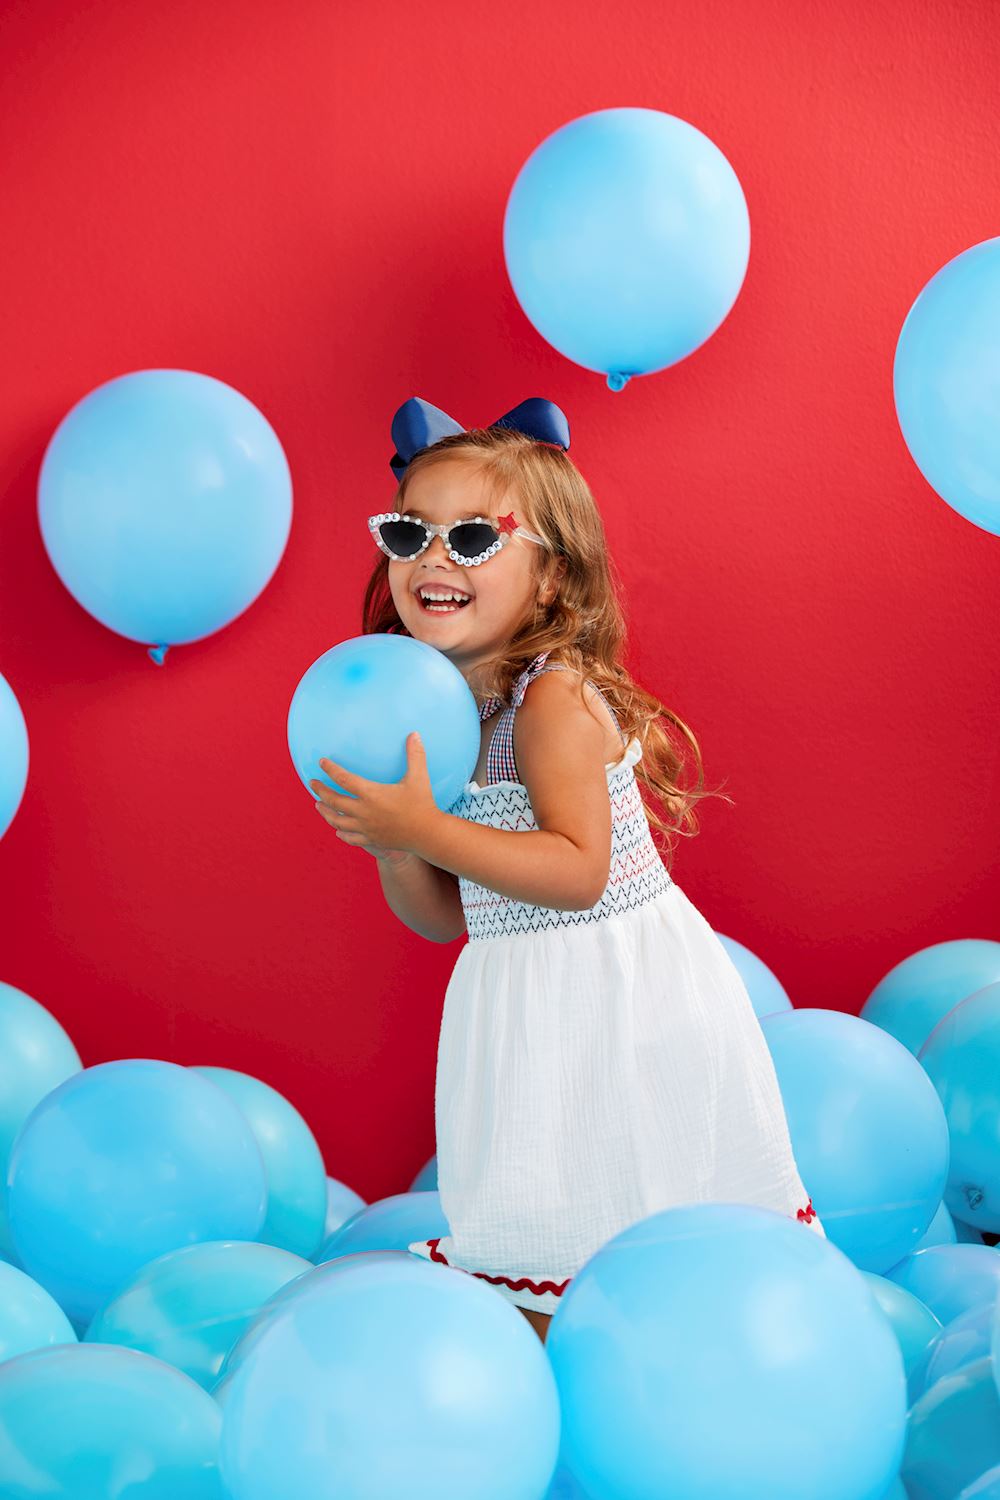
[389,396,570,481]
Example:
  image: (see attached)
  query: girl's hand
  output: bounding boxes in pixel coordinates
[308,732,442,859]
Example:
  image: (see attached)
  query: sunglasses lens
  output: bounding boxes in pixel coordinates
[449,522,500,560]
[378,519,427,557]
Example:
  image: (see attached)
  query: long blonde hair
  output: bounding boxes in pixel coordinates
[362,425,732,865]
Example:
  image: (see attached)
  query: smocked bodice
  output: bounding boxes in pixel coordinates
[453,737,673,941]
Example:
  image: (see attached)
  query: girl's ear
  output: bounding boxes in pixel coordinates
[540,556,567,607]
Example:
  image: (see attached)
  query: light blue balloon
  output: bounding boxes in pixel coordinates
[956,1218,988,1245]
[861,1272,943,1406]
[714,935,793,1018]
[322,1176,367,1246]
[288,634,480,812]
[544,1465,594,1498]
[190,1067,326,1260]
[887,1246,1000,1327]
[960,1466,1000,1499]
[546,1202,906,1500]
[503,107,750,390]
[6,1060,267,1324]
[0,982,81,1261]
[0,675,28,841]
[214,1251,450,1397]
[902,1357,1000,1499]
[217,1253,559,1500]
[918,982,1000,1232]
[894,237,1000,537]
[912,1302,995,1404]
[0,1342,222,1496]
[860,938,1000,1056]
[85,1240,310,1390]
[408,1154,438,1192]
[0,1261,76,1362]
[38,369,292,662]
[316,1190,448,1263]
[913,1200,959,1253]
[760,1009,950,1271]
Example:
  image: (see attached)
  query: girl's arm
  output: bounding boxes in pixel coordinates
[416,670,614,911]
[373,851,467,944]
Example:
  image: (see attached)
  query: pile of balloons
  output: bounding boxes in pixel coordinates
[0,931,995,1498]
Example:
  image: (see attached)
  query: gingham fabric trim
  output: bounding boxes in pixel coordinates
[482,653,626,786]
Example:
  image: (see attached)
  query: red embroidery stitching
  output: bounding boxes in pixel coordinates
[426,1239,569,1297]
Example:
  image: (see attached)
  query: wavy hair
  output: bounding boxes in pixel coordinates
[362,426,732,864]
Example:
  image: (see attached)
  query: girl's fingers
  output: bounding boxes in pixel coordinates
[309,778,346,809]
[310,783,358,817]
[317,757,365,796]
[315,802,358,828]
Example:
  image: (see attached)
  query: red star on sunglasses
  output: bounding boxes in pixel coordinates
[497,511,519,535]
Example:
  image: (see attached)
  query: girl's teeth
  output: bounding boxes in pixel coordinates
[419,592,471,613]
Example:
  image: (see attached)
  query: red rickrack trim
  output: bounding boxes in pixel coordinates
[426,1238,570,1297]
[796,1200,817,1224]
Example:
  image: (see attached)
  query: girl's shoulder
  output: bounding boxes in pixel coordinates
[514,653,626,759]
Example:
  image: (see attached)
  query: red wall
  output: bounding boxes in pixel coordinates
[1,0,997,1201]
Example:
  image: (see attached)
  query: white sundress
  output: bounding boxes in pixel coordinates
[409,652,824,1315]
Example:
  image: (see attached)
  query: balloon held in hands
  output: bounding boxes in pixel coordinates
[287,635,480,812]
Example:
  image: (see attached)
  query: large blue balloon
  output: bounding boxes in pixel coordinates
[861,938,1000,1056]
[38,369,292,663]
[504,107,750,390]
[894,237,1000,537]
[85,1240,310,1390]
[861,1272,943,1406]
[190,1067,327,1260]
[886,1245,1000,1327]
[902,1357,1000,1499]
[760,1009,950,1271]
[316,1190,448,1263]
[0,674,28,841]
[714,935,793,1019]
[0,1343,223,1497]
[6,1060,267,1324]
[546,1202,906,1500]
[216,1253,559,1500]
[912,1302,995,1403]
[0,1260,76,1361]
[0,982,80,1262]
[918,982,1000,1233]
[288,634,480,812]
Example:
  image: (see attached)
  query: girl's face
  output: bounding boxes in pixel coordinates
[387,459,552,681]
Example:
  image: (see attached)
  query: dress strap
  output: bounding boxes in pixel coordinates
[484,651,626,786]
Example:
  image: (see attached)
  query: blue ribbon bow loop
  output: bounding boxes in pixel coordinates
[389,396,570,481]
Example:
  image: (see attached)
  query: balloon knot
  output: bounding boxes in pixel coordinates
[606,371,632,392]
[148,644,169,666]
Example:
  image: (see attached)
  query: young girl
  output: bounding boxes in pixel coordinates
[311,395,824,1347]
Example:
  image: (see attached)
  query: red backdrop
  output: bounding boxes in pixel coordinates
[1,0,998,1201]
